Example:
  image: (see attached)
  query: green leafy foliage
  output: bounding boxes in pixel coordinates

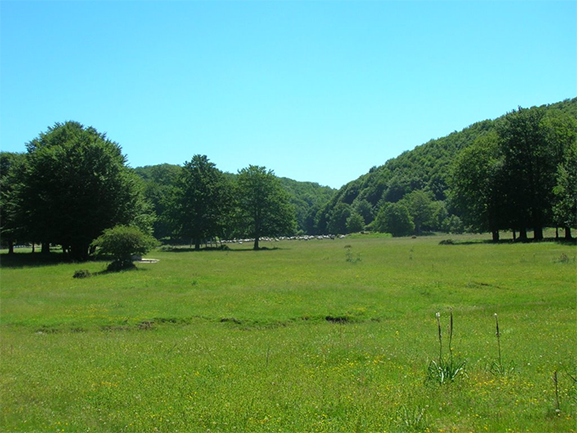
[346,211,365,233]
[10,121,152,260]
[133,164,183,239]
[277,177,335,234]
[403,190,434,235]
[450,132,504,239]
[236,165,296,249]
[353,198,374,225]
[450,105,577,240]
[317,98,577,236]
[373,202,415,237]
[133,165,335,237]
[497,107,558,240]
[92,225,158,270]
[164,155,232,249]
[327,202,352,235]
[553,140,577,236]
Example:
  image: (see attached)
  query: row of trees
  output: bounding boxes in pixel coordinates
[2,101,575,258]
[133,164,334,240]
[1,122,297,259]
[450,106,576,241]
[163,155,295,250]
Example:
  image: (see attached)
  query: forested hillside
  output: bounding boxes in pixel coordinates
[313,98,577,237]
[277,177,335,235]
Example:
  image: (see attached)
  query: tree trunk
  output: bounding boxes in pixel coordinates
[8,240,14,255]
[518,228,528,242]
[555,227,559,240]
[492,230,500,242]
[512,230,517,242]
[69,243,89,261]
[533,226,543,241]
[41,242,50,254]
[253,236,260,250]
[195,239,200,251]
[565,227,573,240]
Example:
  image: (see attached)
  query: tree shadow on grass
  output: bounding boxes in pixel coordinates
[0,252,154,272]
[92,266,149,276]
[439,237,576,246]
[1,252,78,269]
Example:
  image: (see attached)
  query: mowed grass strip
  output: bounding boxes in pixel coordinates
[1,234,575,432]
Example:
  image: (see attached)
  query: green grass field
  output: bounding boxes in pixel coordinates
[1,234,576,432]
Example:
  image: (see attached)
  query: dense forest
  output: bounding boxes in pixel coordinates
[313,98,577,239]
[1,98,575,259]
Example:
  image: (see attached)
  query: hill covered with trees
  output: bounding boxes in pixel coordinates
[313,98,577,238]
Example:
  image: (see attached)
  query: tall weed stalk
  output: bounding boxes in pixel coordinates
[490,313,515,376]
[426,310,466,385]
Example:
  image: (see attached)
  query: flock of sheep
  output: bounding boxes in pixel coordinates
[222,234,346,244]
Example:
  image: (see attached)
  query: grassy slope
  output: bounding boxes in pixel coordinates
[1,235,576,432]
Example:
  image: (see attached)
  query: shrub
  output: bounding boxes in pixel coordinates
[92,225,158,270]
[73,269,91,279]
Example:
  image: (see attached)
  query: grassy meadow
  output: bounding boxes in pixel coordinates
[1,234,576,432]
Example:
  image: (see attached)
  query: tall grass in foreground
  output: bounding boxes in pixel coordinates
[1,234,576,432]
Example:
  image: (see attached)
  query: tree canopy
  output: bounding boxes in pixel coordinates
[165,155,231,249]
[92,225,158,270]
[9,121,151,260]
[236,165,296,249]
[450,106,577,240]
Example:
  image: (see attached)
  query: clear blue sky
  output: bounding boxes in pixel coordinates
[1,1,575,189]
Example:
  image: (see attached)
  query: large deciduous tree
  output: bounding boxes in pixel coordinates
[134,163,183,240]
[346,211,365,233]
[236,165,295,250]
[498,107,559,240]
[166,155,231,250]
[12,121,149,261]
[450,132,506,241]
